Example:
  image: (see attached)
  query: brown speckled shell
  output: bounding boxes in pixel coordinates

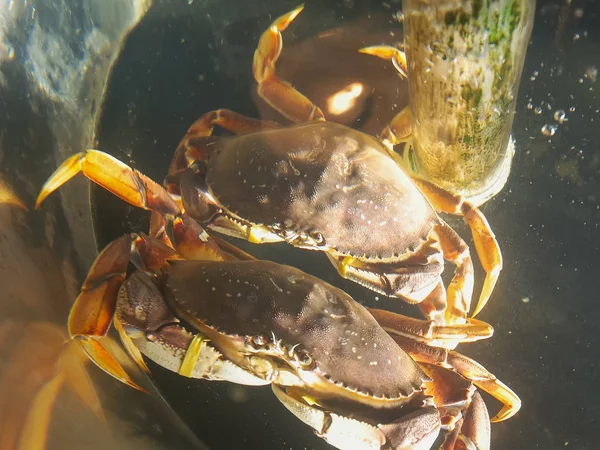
[166,260,428,399]
[207,122,440,259]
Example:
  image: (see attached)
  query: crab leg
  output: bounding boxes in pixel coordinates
[433,221,476,326]
[64,233,178,391]
[272,384,441,450]
[253,5,325,123]
[168,108,280,177]
[388,334,521,423]
[413,178,502,318]
[358,46,412,145]
[368,308,493,349]
[440,391,491,450]
[36,150,181,214]
[35,149,226,262]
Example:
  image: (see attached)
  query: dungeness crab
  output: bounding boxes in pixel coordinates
[35,150,520,449]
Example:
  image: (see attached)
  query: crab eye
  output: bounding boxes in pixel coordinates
[250,334,269,348]
[310,231,325,245]
[295,350,314,369]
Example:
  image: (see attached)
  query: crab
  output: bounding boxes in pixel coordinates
[158,6,502,337]
[35,150,519,450]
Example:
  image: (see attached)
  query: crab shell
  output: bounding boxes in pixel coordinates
[119,259,430,411]
[196,121,441,262]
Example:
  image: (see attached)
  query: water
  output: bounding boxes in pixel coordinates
[2,0,599,449]
[89,1,600,449]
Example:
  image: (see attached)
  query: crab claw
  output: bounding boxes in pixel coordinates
[359,45,408,78]
[35,150,180,216]
[272,385,441,450]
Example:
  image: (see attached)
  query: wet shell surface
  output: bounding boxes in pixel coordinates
[207,122,439,259]
[166,259,428,400]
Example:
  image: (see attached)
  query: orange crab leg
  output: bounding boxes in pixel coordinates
[68,234,133,338]
[368,308,493,349]
[36,149,227,263]
[253,5,325,123]
[407,362,491,449]
[413,178,502,318]
[434,222,476,326]
[359,45,408,79]
[66,233,176,391]
[35,150,181,216]
[168,108,280,178]
[389,334,521,423]
[440,391,491,450]
[183,108,280,138]
[0,178,27,210]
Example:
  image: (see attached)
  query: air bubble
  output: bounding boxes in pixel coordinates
[541,124,557,137]
[553,110,568,124]
[534,106,543,115]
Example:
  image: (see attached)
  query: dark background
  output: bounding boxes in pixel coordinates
[92,0,600,448]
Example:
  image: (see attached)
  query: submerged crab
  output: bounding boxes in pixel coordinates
[160,6,503,336]
[36,151,519,449]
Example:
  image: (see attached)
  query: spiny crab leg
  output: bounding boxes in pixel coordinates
[433,221,475,327]
[272,384,440,450]
[35,150,181,214]
[417,363,491,450]
[369,308,519,422]
[359,45,408,79]
[253,5,326,122]
[0,178,28,209]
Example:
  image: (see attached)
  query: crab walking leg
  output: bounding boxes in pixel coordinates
[359,46,412,145]
[440,391,491,450]
[433,222,476,326]
[272,384,441,450]
[167,108,280,181]
[415,362,491,450]
[183,108,280,137]
[253,5,325,123]
[389,335,521,423]
[66,233,176,391]
[367,308,493,349]
[413,178,502,318]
